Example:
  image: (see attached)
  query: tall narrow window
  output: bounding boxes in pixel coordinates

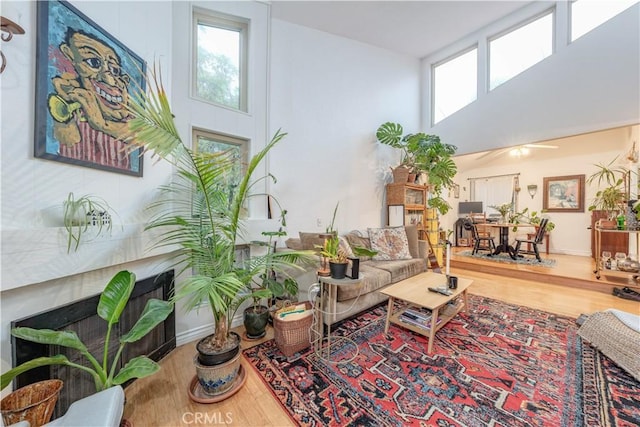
[432,47,478,125]
[193,129,249,214]
[489,11,554,90]
[194,10,248,111]
[571,0,638,41]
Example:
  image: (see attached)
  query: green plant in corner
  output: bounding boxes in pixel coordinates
[0,270,173,392]
[63,192,118,253]
[587,157,630,220]
[376,122,457,215]
[125,67,312,356]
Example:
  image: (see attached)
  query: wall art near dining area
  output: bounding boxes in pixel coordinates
[34,0,146,176]
[543,174,585,212]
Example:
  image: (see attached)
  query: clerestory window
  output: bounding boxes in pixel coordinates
[432,47,478,125]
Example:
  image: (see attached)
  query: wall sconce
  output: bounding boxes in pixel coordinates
[527,184,538,199]
[1,16,25,74]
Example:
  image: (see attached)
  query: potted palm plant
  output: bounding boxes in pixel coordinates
[587,157,630,229]
[126,69,312,397]
[376,122,457,214]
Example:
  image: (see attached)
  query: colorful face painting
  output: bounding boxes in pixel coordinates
[35,0,146,176]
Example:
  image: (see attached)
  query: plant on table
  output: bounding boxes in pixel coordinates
[1,270,173,392]
[587,157,630,222]
[489,202,513,222]
[125,68,312,393]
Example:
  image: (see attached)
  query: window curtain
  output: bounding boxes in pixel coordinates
[470,174,518,215]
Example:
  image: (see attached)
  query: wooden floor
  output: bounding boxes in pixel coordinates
[123,252,640,426]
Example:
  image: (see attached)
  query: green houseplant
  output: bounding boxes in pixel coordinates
[376,122,457,215]
[126,69,312,396]
[63,192,118,253]
[587,157,630,227]
[1,270,173,392]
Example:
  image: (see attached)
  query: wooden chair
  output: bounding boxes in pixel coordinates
[463,219,495,256]
[513,218,549,262]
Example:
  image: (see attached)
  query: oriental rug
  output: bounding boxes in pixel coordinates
[243,295,640,426]
[458,250,557,267]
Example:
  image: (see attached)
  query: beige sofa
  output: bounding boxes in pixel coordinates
[283,225,428,326]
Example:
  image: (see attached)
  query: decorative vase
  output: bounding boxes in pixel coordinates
[194,352,242,396]
[329,261,348,279]
[196,331,240,366]
[0,379,63,427]
[243,305,269,339]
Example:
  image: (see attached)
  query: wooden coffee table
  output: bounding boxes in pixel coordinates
[380,271,473,354]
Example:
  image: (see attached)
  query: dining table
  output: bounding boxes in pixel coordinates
[484,223,532,258]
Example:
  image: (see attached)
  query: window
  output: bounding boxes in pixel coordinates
[193,10,248,111]
[193,129,248,213]
[571,0,638,41]
[432,47,478,125]
[470,175,518,215]
[489,11,554,90]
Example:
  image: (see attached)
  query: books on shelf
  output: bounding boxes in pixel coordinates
[399,307,442,330]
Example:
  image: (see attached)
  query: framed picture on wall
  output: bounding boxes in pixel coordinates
[543,174,585,212]
[34,0,146,177]
[388,205,404,226]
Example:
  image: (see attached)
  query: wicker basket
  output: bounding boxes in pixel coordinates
[273,301,313,357]
[1,379,63,427]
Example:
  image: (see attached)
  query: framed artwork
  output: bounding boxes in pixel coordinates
[34,0,146,176]
[543,174,585,212]
[452,184,460,199]
[388,205,405,227]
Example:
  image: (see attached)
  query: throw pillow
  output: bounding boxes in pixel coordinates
[344,230,373,261]
[298,232,327,251]
[368,227,413,261]
[338,236,354,258]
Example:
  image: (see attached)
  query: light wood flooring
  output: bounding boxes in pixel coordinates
[123,253,640,426]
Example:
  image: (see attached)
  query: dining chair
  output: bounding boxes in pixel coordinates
[463,219,495,256]
[513,218,549,262]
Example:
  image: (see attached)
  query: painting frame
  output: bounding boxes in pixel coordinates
[34,0,146,177]
[543,174,585,212]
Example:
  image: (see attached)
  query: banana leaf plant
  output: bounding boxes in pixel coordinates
[1,270,174,391]
[125,66,313,352]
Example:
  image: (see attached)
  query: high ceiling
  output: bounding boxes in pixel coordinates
[270,1,534,58]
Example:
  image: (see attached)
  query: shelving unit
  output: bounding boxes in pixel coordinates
[593,226,640,279]
[386,183,428,234]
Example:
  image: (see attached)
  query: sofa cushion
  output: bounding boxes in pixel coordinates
[404,225,419,258]
[367,258,426,283]
[344,230,373,261]
[298,232,326,251]
[368,227,413,260]
[336,263,392,302]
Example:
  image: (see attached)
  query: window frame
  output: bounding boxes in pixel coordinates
[431,44,479,126]
[487,7,556,91]
[192,8,249,112]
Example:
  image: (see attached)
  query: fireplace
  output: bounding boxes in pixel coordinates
[10,270,176,419]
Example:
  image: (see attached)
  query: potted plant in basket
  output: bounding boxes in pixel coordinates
[125,68,312,398]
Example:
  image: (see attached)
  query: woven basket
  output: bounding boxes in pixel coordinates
[273,301,313,357]
[1,379,63,427]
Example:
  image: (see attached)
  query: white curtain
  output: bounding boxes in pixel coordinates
[470,174,517,215]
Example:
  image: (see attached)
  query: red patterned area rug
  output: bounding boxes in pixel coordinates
[243,295,640,426]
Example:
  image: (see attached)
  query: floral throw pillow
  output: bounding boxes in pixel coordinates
[368,227,413,261]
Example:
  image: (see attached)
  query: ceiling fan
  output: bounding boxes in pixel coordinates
[477,143,559,160]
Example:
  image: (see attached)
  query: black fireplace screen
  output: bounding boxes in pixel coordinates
[10,270,176,418]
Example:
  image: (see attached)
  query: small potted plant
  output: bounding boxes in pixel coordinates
[319,235,349,279]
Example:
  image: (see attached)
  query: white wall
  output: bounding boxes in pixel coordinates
[0,0,173,394]
[441,126,638,256]
[423,2,640,154]
[268,19,421,236]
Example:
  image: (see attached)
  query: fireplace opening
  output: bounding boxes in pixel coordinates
[10,270,176,419]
